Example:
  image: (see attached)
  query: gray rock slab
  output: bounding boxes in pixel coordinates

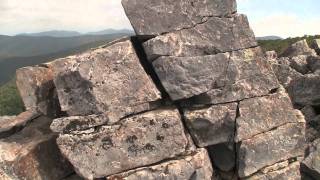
[238,122,306,178]
[307,55,320,74]
[288,55,310,74]
[302,139,320,179]
[236,89,304,142]
[271,63,303,88]
[55,109,192,179]
[49,39,161,123]
[107,148,213,180]
[311,39,320,55]
[282,39,317,57]
[143,14,257,60]
[183,103,237,147]
[122,0,237,36]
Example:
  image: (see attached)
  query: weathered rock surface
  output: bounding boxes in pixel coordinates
[271,63,303,88]
[236,89,303,141]
[122,0,237,36]
[0,116,73,180]
[311,39,320,55]
[208,143,235,172]
[184,103,237,147]
[50,39,161,123]
[265,50,278,61]
[244,161,301,180]
[238,122,305,178]
[55,109,192,179]
[107,148,213,180]
[288,55,309,74]
[287,74,320,107]
[302,139,320,179]
[143,14,257,60]
[16,66,60,116]
[281,39,317,57]
[0,110,41,138]
[307,55,320,74]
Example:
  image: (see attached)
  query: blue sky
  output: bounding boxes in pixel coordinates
[0,0,319,38]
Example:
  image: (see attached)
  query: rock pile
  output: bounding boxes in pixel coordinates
[0,0,309,179]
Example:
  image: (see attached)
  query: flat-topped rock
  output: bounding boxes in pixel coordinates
[55,109,192,179]
[122,0,237,35]
[0,116,73,180]
[183,103,237,147]
[238,122,305,178]
[281,39,317,57]
[143,14,257,60]
[107,148,213,180]
[236,89,304,141]
[50,39,161,123]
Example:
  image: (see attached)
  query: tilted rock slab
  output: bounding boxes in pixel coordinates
[183,103,238,147]
[50,39,161,123]
[281,39,317,57]
[122,0,237,35]
[107,148,213,180]
[143,14,257,60]
[238,122,306,178]
[0,116,73,180]
[54,109,193,179]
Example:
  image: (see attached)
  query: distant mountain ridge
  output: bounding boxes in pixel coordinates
[16,29,134,37]
[256,36,283,40]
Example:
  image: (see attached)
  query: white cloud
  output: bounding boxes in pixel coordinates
[249,14,320,38]
[0,0,133,35]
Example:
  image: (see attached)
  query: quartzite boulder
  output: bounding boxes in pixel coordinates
[107,148,213,180]
[236,89,303,141]
[183,103,237,147]
[302,139,320,179]
[54,109,192,179]
[143,14,257,60]
[238,122,306,178]
[281,39,317,57]
[0,116,73,180]
[50,39,161,123]
[122,0,236,36]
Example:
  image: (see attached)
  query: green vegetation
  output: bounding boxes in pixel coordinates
[0,79,24,116]
[258,35,320,55]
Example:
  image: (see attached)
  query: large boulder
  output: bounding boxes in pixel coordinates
[53,109,193,179]
[183,103,237,147]
[0,116,73,180]
[281,39,317,57]
[107,148,213,180]
[237,122,305,178]
[122,0,237,35]
[143,14,257,60]
[49,38,161,123]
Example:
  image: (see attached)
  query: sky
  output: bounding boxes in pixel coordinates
[0,0,319,38]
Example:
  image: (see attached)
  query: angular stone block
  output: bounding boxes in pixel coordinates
[122,0,237,35]
[238,123,306,178]
[143,14,257,60]
[271,63,303,88]
[107,148,213,180]
[0,116,73,180]
[236,89,304,141]
[50,39,161,122]
[184,103,237,147]
[55,109,192,179]
[307,55,320,74]
[288,55,309,74]
[282,39,317,57]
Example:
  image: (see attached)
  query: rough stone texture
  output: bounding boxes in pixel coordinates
[143,14,257,60]
[265,51,278,61]
[238,122,306,178]
[307,55,320,74]
[271,63,303,88]
[122,0,237,36]
[311,39,320,55]
[302,139,320,179]
[182,48,279,104]
[0,116,73,180]
[287,74,320,107]
[301,105,317,122]
[244,161,301,180]
[107,148,213,180]
[306,115,320,143]
[16,66,59,116]
[236,89,303,142]
[55,109,192,179]
[281,39,317,57]
[0,110,41,138]
[208,143,235,172]
[50,39,161,123]
[288,55,309,74]
[183,103,237,147]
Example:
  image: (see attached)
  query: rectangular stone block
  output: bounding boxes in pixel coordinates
[55,109,192,179]
[183,103,237,147]
[143,14,257,60]
[122,0,237,35]
[49,38,161,123]
[238,122,306,178]
[107,148,213,180]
